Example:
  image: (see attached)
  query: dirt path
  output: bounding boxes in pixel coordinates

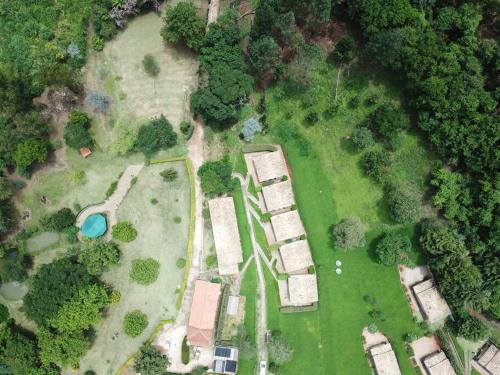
[207,0,220,26]
[233,173,268,367]
[75,163,144,230]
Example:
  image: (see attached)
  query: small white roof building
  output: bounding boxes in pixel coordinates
[208,197,243,275]
[369,342,402,375]
[252,151,288,183]
[226,295,240,316]
[412,279,451,324]
[270,210,305,242]
[477,343,500,375]
[423,351,456,375]
[288,274,318,306]
[279,240,314,274]
[262,180,295,213]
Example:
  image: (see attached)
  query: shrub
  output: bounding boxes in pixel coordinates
[331,35,355,64]
[123,310,148,337]
[198,156,234,196]
[386,184,421,224]
[91,35,104,51]
[161,2,206,51]
[136,115,177,157]
[176,258,186,269]
[180,121,192,135]
[112,222,138,242]
[105,180,118,198]
[181,336,190,364]
[368,323,378,333]
[14,139,48,169]
[78,240,121,276]
[268,332,293,366]
[173,216,182,224]
[206,255,217,268]
[69,168,86,184]
[332,217,365,251]
[365,94,379,106]
[86,91,110,113]
[62,225,79,244]
[375,232,412,266]
[142,54,160,78]
[247,36,280,79]
[241,118,262,142]
[134,343,170,375]
[150,198,158,205]
[0,303,9,323]
[130,258,160,285]
[404,332,419,343]
[351,127,375,150]
[457,316,490,341]
[110,290,121,304]
[304,111,319,126]
[361,150,390,183]
[369,309,386,321]
[40,208,76,232]
[368,103,409,145]
[64,111,92,150]
[160,168,178,182]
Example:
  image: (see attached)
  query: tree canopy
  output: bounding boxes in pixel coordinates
[78,240,121,276]
[136,115,177,157]
[161,2,206,51]
[197,156,234,196]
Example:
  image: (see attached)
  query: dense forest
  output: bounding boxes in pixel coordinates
[0,0,498,373]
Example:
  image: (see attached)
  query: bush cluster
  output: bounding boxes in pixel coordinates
[123,310,148,338]
[112,222,138,242]
[130,258,160,286]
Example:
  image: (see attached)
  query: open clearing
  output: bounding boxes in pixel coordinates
[84,0,205,152]
[79,161,190,374]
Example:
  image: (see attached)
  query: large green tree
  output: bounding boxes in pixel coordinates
[63,110,92,150]
[136,115,177,157]
[23,257,94,326]
[49,284,109,333]
[78,240,121,276]
[134,343,170,375]
[247,36,280,79]
[161,2,206,51]
[13,139,48,169]
[197,156,233,196]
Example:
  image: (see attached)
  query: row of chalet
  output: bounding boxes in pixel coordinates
[248,149,318,309]
[369,341,456,375]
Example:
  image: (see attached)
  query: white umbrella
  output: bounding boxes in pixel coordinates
[336,268,342,275]
[335,260,342,267]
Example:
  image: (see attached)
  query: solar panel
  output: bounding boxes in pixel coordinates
[224,360,237,373]
[215,347,231,358]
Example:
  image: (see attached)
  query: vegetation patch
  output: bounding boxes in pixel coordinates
[123,310,149,338]
[112,222,138,242]
[129,258,160,286]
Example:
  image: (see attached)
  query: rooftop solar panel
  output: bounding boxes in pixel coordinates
[224,360,238,373]
[215,347,231,358]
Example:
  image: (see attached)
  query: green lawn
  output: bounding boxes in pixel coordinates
[234,60,433,374]
[238,261,257,374]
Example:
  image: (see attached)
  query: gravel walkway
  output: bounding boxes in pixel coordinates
[76,163,144,232]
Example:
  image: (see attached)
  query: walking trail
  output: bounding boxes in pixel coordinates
[75,163,144,231]
[233,172,269,366]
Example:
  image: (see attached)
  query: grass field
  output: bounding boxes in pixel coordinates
[84,0,204,153]
[224,59,435,374]
[79,161,190,374]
